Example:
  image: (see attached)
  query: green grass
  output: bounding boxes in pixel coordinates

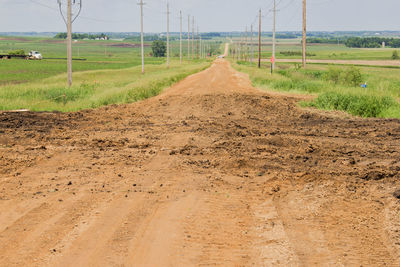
[0,36,219,112]
[230,37,400,60]
[302,92,400,118]
[0,60,210,112]
[230,60,400,119]
[0,36,222,85]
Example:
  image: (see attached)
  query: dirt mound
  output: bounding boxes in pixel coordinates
[0,59,399,266]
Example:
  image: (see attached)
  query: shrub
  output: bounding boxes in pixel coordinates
[8,49,25,56]
[392,50,399,60]
[324,67,342,84]
[324,66,362,87]
[280,51,316,57]
[342,66,363,87]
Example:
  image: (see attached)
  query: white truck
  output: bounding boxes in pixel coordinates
[28,51,43,60]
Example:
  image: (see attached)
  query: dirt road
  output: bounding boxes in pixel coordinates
[1,59,400,266]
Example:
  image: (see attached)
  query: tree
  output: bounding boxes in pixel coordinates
[152,40,166,57]
[8,49,25,56]
[392,50,399,60]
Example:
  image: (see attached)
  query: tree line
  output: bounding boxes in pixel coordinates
[54,33,108,40]
[307,37,400,48]
[345,37,400,48]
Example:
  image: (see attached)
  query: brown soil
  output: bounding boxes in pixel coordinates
[1,59,400,266]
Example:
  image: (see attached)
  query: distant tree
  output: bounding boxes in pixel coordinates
[392,50,399,60]
[8,49,25,56]
[152,40,166,57]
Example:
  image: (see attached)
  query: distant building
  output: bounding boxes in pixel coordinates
[382,42,386,48]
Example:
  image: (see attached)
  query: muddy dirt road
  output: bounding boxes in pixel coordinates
[1,59,400,266]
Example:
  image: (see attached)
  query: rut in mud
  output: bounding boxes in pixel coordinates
[1,59,400,266]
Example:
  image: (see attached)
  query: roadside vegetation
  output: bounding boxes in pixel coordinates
[231,61,400,118]
[0,60,210,112]
[0,36,217,111]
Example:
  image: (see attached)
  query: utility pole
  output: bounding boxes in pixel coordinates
[200,34,202,58]
[67,0,72,87]
[272,0,276,72]
[188,15,190,60]
[251,24,254,65]
[139,0,145,74]
[245,26,248,61]
[166,2,170,68]
[57,0,82,101]
[240,33,243,60]
[192,17,195,60]
[180,10,183,64]
[258,9,261,68]
[302,0,307,68]
[197,26,199,59]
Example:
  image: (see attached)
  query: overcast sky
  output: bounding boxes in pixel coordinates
[0,0,399,33]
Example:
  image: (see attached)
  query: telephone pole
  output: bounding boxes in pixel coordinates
[240,33,243,60]
[192,17,195,60]
[245,26,248,61]
[166,2,170,68]
[197,26,199,59]
[57,0,82,101]
[200,34,202,58]
[188,15,190,60]
[180,10,183,64]
[258,9,261,68]
[272,0,276,72]
[251,24,254,65]
[67,0,72,87]
[139,0,145,74]
[302,0,307,68]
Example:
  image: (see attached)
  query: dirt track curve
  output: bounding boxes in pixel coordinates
[1,58,400,266]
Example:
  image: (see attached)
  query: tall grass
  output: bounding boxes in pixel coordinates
[0,60,211,112]
[231,60,400,119]
[303,92,399,118]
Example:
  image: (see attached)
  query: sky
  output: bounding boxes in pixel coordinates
[0,0,399,33]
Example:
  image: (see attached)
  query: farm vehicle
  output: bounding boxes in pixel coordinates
[0,51,43,60]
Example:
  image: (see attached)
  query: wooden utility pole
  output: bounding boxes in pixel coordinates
[302,0,307,68]
[57,0,81,94]
[258,9,261,68]
[272,0,276,72]
[188,15,190,60]
[180,11,182,64]
[166,2,170,68]
[251,24,254,65]
[244,26,248,61]
[197,26,199,59]
[240,33,243,60]
[139,0,145,73]
[192,17,195,60]
[67,0,72,88]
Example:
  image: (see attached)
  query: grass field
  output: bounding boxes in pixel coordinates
[0,60,211,112]
[0,36,222,86]
[230,37,400,60]
[0,36,216,111]
[231,60,400,119]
